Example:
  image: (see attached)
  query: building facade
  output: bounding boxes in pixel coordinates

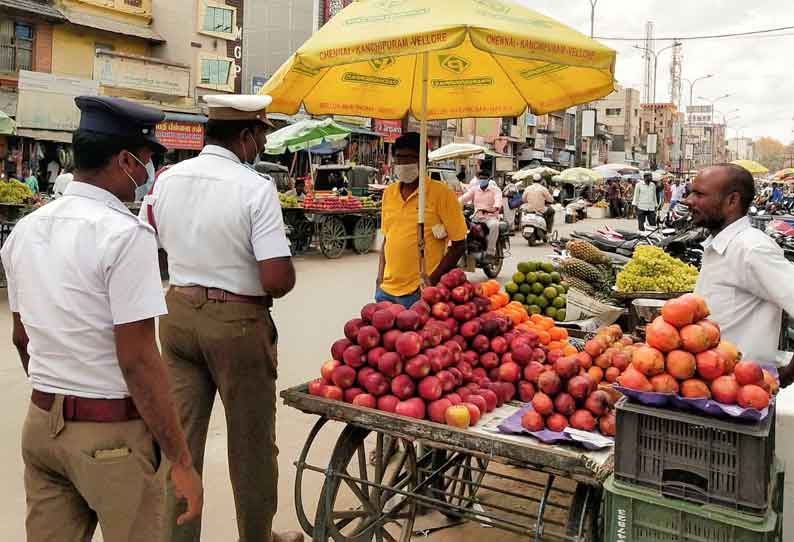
[640,102,679,170]
[243,0,316,94]
[593,85,641,164]
[727,137,754,162]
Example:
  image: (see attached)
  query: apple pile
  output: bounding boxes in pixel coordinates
[518,329,619,437]
[310,269,561,428]
[614,293,777,410]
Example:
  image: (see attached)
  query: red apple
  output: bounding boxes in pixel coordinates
[321,359,342,382]
[462,402,481,426]
[377,395,400,413]
[378,352,403,378]
[498,361,521,383]
[357,326,381,351]
[395,397,426,419]
[367,347,387,368]
[343,345,366,368]
[344,318,365,341]
[344,387,364,403]
[418,376,443,401]
[363,372,389,396]
[322,385,344,401]
[357,367,375,387]
[396,332,423,358]
[308,378,325,396]
[428,398,453,423]
[331,338,352,361]
[405,354,431,379]
[352,393,377,408]
[391,374,416,399]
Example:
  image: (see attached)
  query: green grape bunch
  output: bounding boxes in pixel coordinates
[0,181,33,205]
[616,246,698,293]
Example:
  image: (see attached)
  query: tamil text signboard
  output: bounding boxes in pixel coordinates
[94,51,190,97]
[155,120,205,150]
[16,70,100,131]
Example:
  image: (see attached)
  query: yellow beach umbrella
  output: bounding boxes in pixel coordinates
[261,0,616,273]
[731,160,769,175]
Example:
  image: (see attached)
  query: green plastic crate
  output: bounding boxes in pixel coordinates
[603,473,781,542]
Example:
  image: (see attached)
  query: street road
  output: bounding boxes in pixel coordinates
[0,217,638,541]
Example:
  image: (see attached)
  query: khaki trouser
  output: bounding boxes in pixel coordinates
[22,397,167,542]
[160,288,279,542]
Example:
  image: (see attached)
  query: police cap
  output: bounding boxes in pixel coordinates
[204,94,275,127]
[75,96,167,153]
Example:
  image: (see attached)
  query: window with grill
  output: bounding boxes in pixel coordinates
[0,21,34,72]
[606,108,622,117]
[203,6,234,34]
[200,58,232,86]
[124,0,143,6]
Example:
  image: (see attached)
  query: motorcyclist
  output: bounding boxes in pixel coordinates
[521,174,555,232]
[459,164,503,261]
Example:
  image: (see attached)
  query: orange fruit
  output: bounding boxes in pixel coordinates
[538,331,551,345]
[563,345,578,356]
[549,327,569,341]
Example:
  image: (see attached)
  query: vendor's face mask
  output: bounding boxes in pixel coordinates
[479,178,490,190]
[394,163,420,184]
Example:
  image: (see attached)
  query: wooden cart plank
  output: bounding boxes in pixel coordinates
[281,384,610,485]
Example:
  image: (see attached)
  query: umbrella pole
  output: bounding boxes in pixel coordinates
[418,51,429,284]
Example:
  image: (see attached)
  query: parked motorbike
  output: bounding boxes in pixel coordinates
[665,201,691,230]
[462,206,510,278]
[567,223,706,268]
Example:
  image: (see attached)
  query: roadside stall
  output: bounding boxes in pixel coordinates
[258,0,628,539]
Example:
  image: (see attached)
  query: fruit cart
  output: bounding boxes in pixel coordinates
[283,383,612,542]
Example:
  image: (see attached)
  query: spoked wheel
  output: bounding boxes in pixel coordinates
[314,426,417,542]
[352,216,377,255]
[294,418,337,537]
[320,216,347,259]
[482,242,504,278]
[424,449,490,519]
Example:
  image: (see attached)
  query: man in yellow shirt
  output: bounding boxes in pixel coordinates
[376,132,468,308]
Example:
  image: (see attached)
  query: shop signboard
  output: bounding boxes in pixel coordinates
[372,119,402,143]
[155,120,205,150]
[16,70,99,131]
[94,51,190,97]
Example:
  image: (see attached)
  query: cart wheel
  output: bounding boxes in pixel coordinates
[314,426,417,542]
[352,216,377,255]
[564,483,601,542]
[425,449,490,519]
[294,418,336,537]
[320,216,347,259]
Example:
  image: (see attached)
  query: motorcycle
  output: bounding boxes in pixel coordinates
[462,206,510,278]
[567,222,707,268]
[665,201,691,230]
[520,206,552,246]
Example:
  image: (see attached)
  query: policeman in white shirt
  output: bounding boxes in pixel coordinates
[689,164,794,385]
[1,96,202,541]
[141,94,299,542]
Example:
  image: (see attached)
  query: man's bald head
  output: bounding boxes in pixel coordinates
[687,164,755,231]
[703,164,755,213]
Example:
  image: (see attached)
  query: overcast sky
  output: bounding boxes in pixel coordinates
[516,0,793,142]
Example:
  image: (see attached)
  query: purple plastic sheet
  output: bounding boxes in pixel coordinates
[612,365,777,421]
[497,403,614,450]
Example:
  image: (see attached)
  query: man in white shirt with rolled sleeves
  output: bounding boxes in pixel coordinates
[688,163,794,385]
[141,94,299,542]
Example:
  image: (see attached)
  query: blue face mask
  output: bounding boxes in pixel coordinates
[479,178,490,190]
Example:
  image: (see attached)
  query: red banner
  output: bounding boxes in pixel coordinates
[373,119,402,143]
[155,121,205,151]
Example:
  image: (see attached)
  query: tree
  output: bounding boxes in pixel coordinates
[753,137,786,171]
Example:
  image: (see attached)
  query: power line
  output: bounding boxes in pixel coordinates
[595,25,794,41]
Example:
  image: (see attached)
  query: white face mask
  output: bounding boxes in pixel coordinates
[394,163,420,184]
[121,151,152,192]
[245,133,262,167]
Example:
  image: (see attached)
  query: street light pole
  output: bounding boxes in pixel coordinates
[680,74,713,175]
[589,0,598,38]
[697,94,731,167]
[633,41,681,170]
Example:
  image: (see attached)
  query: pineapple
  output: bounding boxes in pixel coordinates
[562,276,595,296]
[566,239,610,265]
[561,258,603,285]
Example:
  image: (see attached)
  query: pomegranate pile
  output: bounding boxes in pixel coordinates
[310,269,587,430]
[614,293,777,409]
